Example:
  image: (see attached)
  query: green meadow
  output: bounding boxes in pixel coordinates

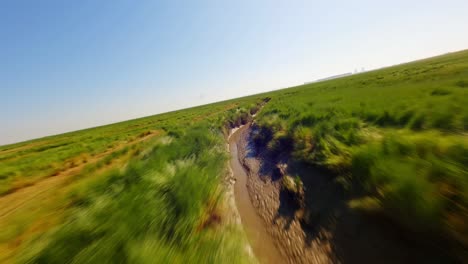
[0,99,261,263]
[253,50,468,253]
[0,50,467,262]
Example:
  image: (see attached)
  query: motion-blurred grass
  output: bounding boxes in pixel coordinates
[252,50,468,252]
[0,97,262,263]
[1,50,467,262]
[18,123,248,263]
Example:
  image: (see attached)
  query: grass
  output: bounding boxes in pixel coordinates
[252,50,468,252]
[0,49,467,262]
[18,123,248,263]
[0,97,264,263]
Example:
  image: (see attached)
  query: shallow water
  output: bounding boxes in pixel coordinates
[229,124,283,264]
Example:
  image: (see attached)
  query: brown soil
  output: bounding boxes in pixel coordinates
[229,125,285,264]
[235,124,453,264]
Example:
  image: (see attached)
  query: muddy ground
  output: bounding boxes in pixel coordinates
[234,123,453,264]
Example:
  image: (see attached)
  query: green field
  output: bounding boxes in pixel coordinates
[0,99,261,263]
[254,50,468,241]
[0,50,467,262]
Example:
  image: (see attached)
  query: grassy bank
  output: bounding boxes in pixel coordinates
[18,123,245,263]
[0,97,265,263]
[252,50,468,254]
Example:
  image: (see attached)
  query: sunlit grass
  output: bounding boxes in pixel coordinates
[0,96,262,263]
[253,50,468,249]
[0,50,467,262]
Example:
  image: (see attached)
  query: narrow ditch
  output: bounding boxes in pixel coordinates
[228,123,455,264]
[228,124,284,264]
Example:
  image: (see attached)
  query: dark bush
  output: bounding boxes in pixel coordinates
[431,88,451,96]
[455,80,468,88]
[409,114,426,130]
[398,109,414,126]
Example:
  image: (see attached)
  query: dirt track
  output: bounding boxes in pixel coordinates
[0,131,160,262]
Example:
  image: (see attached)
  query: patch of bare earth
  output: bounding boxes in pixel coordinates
[236,125,451,264]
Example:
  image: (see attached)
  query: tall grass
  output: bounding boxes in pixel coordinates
[3,49,467,262]
[1,97,263,263]
[252,50,468,249]
[352,132,468,241]
[18,123,248,264]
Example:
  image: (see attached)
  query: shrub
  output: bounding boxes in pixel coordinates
[431,88,451,96]
[376,111,397,126]
[431,111,454,130]
[398,109,414,126]
[409,114,426,130]
[455,80,468,88]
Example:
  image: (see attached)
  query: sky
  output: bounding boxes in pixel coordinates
[1,0,468,145]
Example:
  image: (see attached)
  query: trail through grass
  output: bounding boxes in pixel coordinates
[0,50,467,262]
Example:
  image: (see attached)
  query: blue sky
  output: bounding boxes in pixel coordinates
[1,0,468,145]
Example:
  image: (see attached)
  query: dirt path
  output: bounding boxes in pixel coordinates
[0,131,160,220]
[233,124,452,264]
[229,124,285,264]
[0,131,161,263]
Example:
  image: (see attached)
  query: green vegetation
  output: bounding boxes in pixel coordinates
[0,50,467,262]
[252,50,468,250]
[281,175,305,208]
[19,123,247,263]
[0,98,263,263]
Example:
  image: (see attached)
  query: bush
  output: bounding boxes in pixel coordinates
[431,88,451,96]
[455,80,468,88]
[409,114,426,130]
